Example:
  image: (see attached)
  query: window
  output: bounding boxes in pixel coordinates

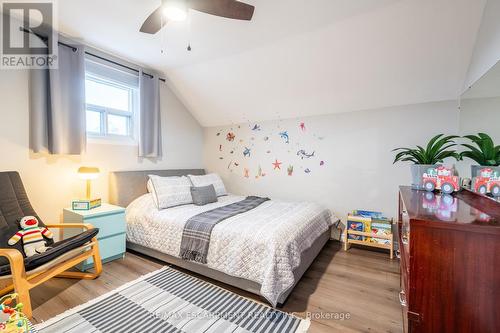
[85,59,139,142]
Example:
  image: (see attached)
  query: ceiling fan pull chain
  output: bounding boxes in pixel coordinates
[187,10,192,51]
[161,14,166,54]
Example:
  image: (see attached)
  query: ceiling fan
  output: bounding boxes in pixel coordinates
[140,0,255,34]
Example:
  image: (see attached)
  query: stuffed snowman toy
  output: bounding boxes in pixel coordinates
[8,216,53,257]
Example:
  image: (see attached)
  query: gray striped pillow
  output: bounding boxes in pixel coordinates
[148,175,193,209]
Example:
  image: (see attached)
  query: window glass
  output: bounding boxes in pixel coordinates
[107,114,130,136]
[84,59,138,142]
[85,78,130,112]
[86,109,102,134]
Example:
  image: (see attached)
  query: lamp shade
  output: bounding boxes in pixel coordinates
[78,167,100,180]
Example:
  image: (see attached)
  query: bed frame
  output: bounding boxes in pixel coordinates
[109,169,331,306]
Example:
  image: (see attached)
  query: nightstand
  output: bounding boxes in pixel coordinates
[63,203,126,271]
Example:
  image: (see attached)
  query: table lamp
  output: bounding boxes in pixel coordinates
[72,167,102,210]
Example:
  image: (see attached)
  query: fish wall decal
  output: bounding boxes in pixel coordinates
[279,131,290,144]
[297,149,315,159]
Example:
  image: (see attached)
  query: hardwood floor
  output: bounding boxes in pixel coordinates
[29,241,402,332]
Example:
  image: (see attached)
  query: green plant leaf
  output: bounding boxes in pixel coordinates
[426,134,444,154]
[427,135,458,164]
[391,134,459,165]
[461,152,484,165]
[461,133,498,166]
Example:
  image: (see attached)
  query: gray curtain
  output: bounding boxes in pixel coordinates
[29,42,86,154]
[139,71,162,158]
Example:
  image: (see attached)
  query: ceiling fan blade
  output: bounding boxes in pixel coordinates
[140,6,168,34]
[189,0,255,21]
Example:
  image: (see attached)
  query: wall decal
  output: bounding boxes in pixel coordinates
[214,118,327,178]
[256,165,266,178]
[243,147,251,157]
[297,149,315,159]
[279,131,290,144]
[272,159,282,170]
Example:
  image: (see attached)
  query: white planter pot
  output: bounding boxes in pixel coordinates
[411,164,438,190]
[471,165,500,196]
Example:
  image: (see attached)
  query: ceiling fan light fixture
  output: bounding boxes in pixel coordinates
[163,0,188,22]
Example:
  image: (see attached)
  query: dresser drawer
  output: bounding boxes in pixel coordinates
[79,233,126,270]
[83,212,126,239]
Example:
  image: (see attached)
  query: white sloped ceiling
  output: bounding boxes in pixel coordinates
[57,0,486,126]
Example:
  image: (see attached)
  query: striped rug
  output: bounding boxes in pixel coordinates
[36,267,309,333]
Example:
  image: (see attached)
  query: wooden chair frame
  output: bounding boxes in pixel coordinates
[0,223,102,319]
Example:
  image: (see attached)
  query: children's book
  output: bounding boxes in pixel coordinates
[352,210,384,219]
[347,220,364,240]
[370,221,392,245]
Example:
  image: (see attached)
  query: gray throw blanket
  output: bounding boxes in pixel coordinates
[180,196,270,264]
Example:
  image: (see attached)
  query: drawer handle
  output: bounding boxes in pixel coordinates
[402,235,409,245]
[399,290,407,307]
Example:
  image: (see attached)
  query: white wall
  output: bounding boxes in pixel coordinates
[204,101,460,229]
[464,0,500,90]
[0,69,203,227]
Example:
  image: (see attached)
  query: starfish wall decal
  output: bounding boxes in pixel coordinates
[272,159,282,170]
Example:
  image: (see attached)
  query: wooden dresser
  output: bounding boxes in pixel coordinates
[398,186,500,333]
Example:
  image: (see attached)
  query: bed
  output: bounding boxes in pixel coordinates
[109,169,335,307]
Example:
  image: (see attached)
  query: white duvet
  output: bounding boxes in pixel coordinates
[126,194,334,306]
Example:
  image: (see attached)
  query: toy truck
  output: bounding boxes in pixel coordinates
[473,168,500,197]
[422,166,460,194]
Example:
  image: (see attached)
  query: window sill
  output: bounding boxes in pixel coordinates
[87,136,138,147]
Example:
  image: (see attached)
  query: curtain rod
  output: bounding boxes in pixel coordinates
[21,28,166,82]
[85,52,166,82]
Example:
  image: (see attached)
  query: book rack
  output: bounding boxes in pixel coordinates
[343,214,394,259]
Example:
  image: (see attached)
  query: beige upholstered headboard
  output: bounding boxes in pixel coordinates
[109,169,205,208]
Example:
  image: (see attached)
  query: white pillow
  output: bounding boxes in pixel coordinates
[148,175,193,209]
[188,173,227,197]
[146,179,154,193]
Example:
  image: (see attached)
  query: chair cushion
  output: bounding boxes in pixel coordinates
[0,172,54,267]
[0,228,99,276]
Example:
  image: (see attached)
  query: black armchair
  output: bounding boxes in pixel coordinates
[0,172,102,319]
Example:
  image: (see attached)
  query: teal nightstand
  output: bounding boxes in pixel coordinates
[63,203,126,271]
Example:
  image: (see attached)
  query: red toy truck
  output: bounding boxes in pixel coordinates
[422,166,460,194]
[473,168,500,197]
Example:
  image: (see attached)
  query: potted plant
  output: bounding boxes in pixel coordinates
[461,133,500,176]
[392,134,460,189]
[461,133,500,196]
